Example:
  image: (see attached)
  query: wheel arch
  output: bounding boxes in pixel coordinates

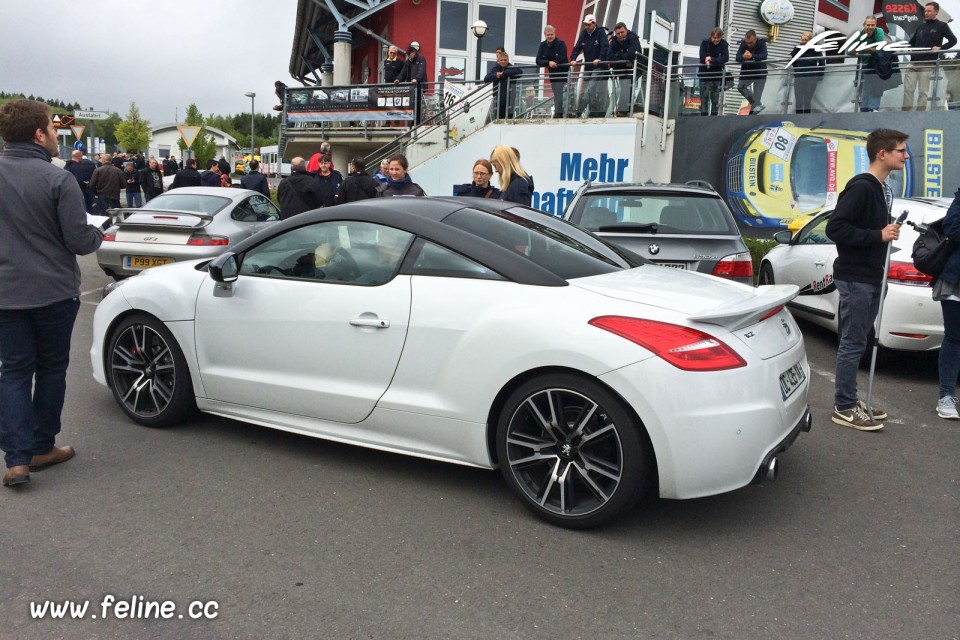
[484,365,658,485]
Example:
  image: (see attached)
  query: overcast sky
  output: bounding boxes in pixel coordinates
[0,0,298,125]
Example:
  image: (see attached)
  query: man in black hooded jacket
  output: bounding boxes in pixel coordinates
[278,156,324,219]
[825,128,908,431]
[334,157,378,204]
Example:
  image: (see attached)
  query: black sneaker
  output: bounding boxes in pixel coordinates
[832,405,883,431]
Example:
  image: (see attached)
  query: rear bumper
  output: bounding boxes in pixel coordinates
[751,407,812,484]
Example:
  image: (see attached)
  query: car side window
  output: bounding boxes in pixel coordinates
[798,215,833,245]
[232,196,279,222]
[409,240,504,280]
[237,220,413,285]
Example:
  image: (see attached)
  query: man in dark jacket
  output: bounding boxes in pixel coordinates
[571,14,610,117]
[536,26,569,118]
[699,28,729,115]
[164,156,180,177]
[736,30,768,114]
[384,45,404,83]
[607,22,641,116]
[200,159,221,187]
[334,157,378,204]
[169,158,202,189]
[240,159,270,197]
[0,99,103,487]
[397,42,428,124]
[217,156,231,178]
[824,128,909,431]
[278,156,324,219]
[903,2,957,110]
[88,154,126,212]
[140,157,164,202]
[484,51,523,119]
[64,149,97,212]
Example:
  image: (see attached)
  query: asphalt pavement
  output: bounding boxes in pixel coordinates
[1,253,957,640]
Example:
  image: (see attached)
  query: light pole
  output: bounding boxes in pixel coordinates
[471,20,488,82]
[244,92,256,170]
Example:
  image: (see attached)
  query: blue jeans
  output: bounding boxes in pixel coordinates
[835,280,882,409]
[0,298,80,467]
[940,300,960,397]
[125,191,142,207]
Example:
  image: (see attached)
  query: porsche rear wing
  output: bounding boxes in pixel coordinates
[107,208,215,229]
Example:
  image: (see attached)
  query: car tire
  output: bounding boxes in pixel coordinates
[758,263,775,285]
[495,373,651,529]
[106,313,197,428]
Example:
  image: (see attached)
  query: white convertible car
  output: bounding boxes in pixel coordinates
[91,197,810,528]
[759,197,947,352]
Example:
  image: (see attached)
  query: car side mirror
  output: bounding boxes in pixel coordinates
[209,252,239,282]
[773,230,792,244]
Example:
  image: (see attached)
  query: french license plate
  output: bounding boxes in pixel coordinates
[656,262,687,270]
[124,255,173,270]
[779,360,806,401]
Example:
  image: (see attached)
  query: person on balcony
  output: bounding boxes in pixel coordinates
[841,16,886,112]
[536,26,570,118]
[484,51,522,120]
[790,32,824,114]
[699,28,729,116]
[397,42,428,125]
[903,2,957,111]
[571,14,610,118]
[735,30,768,114]
[607,22,641,117]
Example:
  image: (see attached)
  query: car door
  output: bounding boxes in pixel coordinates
[779,212,837,318]
[193,220,413,424]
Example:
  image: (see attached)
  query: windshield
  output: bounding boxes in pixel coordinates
[572,193,739,235]
[790,136,828,211]
[143,193,231,214]
[444,207,638,280]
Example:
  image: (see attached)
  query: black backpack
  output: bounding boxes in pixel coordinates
[912,217,955,278]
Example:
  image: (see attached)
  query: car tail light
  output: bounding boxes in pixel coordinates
[887,260,932,286]
[712,252,753,279]
[102,232,116,242]
[589,316,747,371]
[187,235,229,246]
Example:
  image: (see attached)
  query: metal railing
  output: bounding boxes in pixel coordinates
[277,49,959,167]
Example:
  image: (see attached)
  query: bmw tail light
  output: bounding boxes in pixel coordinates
[887,260,932,287]
[589,316,747,371]
[187,235,229,246]
[102,232,116,242]
[712,252,753,279]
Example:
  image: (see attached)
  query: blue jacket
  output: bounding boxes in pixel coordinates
[699,38,729,78]
[571,26,610,69]
[241,170,270,198]
[736,38,768,78]
[607,30,641,71]
[536,38,569,80]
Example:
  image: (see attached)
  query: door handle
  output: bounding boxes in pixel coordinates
[350,317,390,328]
[814,260,826,267]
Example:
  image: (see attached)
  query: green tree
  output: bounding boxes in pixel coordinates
[177,103,217,165]
[114,102,151,152]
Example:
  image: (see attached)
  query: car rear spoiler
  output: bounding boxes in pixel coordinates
[688,284,799,331]
[107,208,215,229]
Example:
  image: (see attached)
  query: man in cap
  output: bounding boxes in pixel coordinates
[571,14,610,117]
[397,41,428,125]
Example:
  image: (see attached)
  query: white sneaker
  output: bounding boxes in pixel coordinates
[937,396,959,420]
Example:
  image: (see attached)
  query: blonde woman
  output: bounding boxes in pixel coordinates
[490,145,533,206]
